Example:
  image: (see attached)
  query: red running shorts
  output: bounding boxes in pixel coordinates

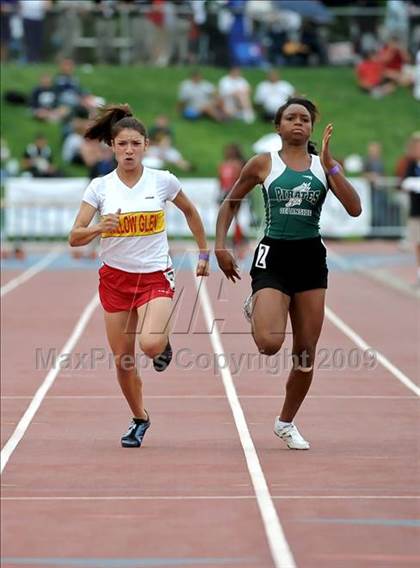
[99,264,175,313]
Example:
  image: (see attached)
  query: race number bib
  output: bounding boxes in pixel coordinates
[255,243,270,269]
[164,269,176,291]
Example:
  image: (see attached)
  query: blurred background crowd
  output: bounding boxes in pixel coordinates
[1,1,419,177]
[1,0,420,69]
[1,0,419,268]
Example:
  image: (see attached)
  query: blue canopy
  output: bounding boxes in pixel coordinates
[275,0,334,24]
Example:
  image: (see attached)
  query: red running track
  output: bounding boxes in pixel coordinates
[1,246,419,568]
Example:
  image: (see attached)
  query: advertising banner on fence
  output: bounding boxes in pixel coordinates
[4,177,252,239]
[4,177,89,238]
[319,177,371,238]
[5,175,370,239]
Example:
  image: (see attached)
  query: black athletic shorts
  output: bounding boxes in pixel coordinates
[250,236,328,297]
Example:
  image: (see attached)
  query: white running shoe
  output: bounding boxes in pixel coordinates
[243,293,253,323]
[274,418,310,450]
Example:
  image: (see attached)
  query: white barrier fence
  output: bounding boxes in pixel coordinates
[2,176,407,240]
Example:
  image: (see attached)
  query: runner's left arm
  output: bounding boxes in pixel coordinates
[321,123,362,217]
[172,190,210,276]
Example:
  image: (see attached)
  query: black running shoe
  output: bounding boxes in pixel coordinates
[121,414,151,448]
[153,341,173,372]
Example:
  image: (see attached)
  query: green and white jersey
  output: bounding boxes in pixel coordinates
[261,152,328,240]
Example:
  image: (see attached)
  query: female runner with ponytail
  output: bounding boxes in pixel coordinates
[70,104,209,448]
[215,97,361,450]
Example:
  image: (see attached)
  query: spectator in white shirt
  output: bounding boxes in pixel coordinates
[254,70,295,122]
[178,70,226,122]
[218,67,255,123]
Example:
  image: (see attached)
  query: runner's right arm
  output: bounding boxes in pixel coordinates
[215,154,269,282]
[69,202,121,247]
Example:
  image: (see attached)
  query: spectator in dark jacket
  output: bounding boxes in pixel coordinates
[30,74,66,122]
[21,134,60,177]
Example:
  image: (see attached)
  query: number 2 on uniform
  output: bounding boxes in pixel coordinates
[164,269,176,291]
[255,244,270,268]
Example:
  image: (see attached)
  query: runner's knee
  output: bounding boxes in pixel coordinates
[140,336,167,359]
[114,353,136,373]
[255,333,285,356]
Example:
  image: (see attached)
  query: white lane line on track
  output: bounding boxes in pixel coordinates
[326,249,419,395]
[0,293,100,474]
[2,394,417,400]
[325,306,420,397]
[0,248,63,297]
[194,275,296,568]
[2,495,419,501]
[275,495,420,499]
[326,249,419,393]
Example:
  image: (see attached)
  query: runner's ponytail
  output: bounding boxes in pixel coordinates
[85,104,147,145]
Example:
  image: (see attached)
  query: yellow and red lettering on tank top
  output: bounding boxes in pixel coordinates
[101,210,165,238]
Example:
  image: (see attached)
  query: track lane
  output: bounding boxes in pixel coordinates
[2,246,419,568]
[203,266,419,568]
[1,270,98,447]
[1,268,277,568]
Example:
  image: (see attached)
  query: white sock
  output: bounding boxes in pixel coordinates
[277,419,292,428]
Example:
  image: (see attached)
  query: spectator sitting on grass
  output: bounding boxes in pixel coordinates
[89,143,116,179]
[254,69,295,122]
[1,137,19,180]
[143,132,193,172]
[218,67,255,124]
[62,117,101,169]
[356,50,396,98]
[377,36,412,87]
[178,70,227,122]
[54,58,105,114]
[21,134,61,177]
[149,114,174,142]
[30,74,66,122]
[53,58,84,109]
